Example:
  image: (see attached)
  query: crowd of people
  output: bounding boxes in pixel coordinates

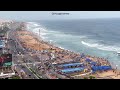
[16,29,114,79]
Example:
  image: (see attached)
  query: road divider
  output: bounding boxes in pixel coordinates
[25,64,42,79]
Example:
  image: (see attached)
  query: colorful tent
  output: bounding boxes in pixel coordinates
[59,63,84,68]
[61,67,84,73]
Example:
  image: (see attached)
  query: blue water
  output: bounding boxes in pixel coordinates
[27,19,120,69]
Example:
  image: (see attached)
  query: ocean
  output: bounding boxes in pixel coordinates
[26,19,120,69]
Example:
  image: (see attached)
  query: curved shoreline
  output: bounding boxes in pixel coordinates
[16,22,120,79]
[25,23,115,65]
[26,24,114,65]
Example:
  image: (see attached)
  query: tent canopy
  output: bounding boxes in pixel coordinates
[61,67,84,73]
[59,63,83,67]
[92,66,112,71]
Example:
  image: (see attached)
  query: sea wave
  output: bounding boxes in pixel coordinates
[27,22,40,27]
[81,41,120,52]
[26,22,48,40]
[79,36,88,39]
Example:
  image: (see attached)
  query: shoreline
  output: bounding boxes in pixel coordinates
[29,30,114,66]
[26,22,114,62]
[27,22,115,64]
[16,23,120,79]
[27,27,77,54]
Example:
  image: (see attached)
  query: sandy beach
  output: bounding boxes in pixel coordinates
[15,28,120,79]
[16,31,50,50]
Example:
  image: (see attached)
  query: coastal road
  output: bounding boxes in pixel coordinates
[7,26,41,79]
[7,24,66,79]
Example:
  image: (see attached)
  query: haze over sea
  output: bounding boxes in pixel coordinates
[27,18,120,69]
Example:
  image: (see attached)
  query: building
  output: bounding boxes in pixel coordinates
[0,54,14,78]
[0,67,15,78]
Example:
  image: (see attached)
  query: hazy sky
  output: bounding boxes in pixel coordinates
[0,11,120,21]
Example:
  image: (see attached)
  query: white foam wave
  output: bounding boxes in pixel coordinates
[81,41,120,52]
[27,22,40,27]
[79,35,88,39]
[26,22,49,40]
[59,46,64,49]
[33,27,47,32]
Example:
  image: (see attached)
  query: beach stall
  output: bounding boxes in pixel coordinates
[61,67,84,74]
[58,63,84,68]
[92,66,112,73]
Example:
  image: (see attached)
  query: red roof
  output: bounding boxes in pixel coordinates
[0,57,4,63]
